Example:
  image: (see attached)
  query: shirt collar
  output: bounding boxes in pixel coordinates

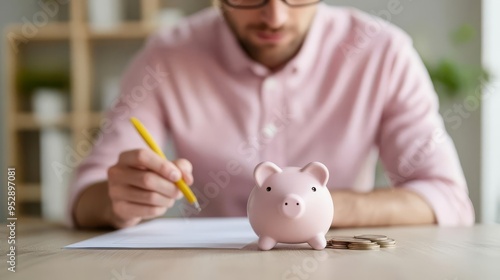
[217,3,326,77]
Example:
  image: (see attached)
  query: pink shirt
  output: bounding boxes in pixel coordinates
[67,4,475,227]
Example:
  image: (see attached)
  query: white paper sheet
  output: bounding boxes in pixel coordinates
[64,218,258,249]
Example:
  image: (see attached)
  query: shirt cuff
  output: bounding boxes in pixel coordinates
[65,168,108,229]
[400,180,475,226]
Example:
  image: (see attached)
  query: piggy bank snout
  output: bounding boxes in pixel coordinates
[281,194,305,219]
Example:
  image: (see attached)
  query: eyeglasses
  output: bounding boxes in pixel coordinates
[222,0,322,9]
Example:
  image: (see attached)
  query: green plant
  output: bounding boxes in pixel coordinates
[17,68,70,95]
[424,24,490,99]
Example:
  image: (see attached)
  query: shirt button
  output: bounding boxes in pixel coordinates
[262,123,278,139]
[263,78,278,93]
[252,65,268,76]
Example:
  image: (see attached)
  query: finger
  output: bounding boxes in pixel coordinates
[111,216,141,229]
[118,149,183,182]
[109,184,176,208]
[173,158,194,185]
[109,167,182,198]
[112,200,167,220]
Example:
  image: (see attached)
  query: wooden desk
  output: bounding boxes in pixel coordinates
[1,219,499,280]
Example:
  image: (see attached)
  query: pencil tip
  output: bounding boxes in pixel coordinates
[194,202,202,212]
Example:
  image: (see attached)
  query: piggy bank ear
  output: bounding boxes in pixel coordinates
[300,162,329,186]
[254,162,282,187]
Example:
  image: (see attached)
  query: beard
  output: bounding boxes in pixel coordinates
[223,15,307,70]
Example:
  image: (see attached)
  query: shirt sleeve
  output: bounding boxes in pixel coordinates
[65,41,170,228]
[376,34,475,226]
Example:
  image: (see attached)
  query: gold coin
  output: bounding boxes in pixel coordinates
[328,235,355,239]
[376,239,396,245]
[354,234,388,241]
[329,241,348,246]
[330,237,372,244]
[328,235,396,251]
[349,242,379,246]
[348,243,380,249]
[348,245,380,250]
[330,243,348,247]
[328,244,348,249]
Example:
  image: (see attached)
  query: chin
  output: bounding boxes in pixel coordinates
[242,35,301,67]
[249,38,294,51]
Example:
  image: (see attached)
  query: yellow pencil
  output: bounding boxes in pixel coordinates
[130,117,201,212]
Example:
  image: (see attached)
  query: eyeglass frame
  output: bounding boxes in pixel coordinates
[221,0,323,9]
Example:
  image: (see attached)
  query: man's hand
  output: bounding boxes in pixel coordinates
[73,149,194,229]
[106,149,194,228]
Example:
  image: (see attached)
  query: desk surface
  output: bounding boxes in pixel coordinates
[1,219,500,280]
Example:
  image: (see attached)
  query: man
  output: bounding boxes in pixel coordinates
[68,0,475,229]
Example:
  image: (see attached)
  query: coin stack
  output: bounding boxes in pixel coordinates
[326,234,396,250]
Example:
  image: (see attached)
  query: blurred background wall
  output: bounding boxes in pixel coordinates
[326,0,485,220]
[1,0,498,223]
[327,0,500,224]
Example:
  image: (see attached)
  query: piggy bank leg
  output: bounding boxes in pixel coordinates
[258,236,277,251]
[307,234,327,250]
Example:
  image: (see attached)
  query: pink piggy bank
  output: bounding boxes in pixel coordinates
[247,161,334,250]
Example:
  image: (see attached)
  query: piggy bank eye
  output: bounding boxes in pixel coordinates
[312,187,317,192]
[266,187,272,192]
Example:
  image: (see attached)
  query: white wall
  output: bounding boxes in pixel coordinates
[481,0,500,223]
[325,0,484,221]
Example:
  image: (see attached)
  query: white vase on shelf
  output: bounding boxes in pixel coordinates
[100,76,121,110]
[156,8,184,28]
[32,88,68,124]
[87,0,124,31]
[40,128,71,223]
[30,87,70,222]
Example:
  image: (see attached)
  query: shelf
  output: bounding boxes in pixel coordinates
[18,183,41,203]
[6,22,70,43]
[14,112,106,130]
[6,21,155,43]
[90,112,104,127]
[15,113,71,130]
[88,22,155,40]
[5,0,164,218]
